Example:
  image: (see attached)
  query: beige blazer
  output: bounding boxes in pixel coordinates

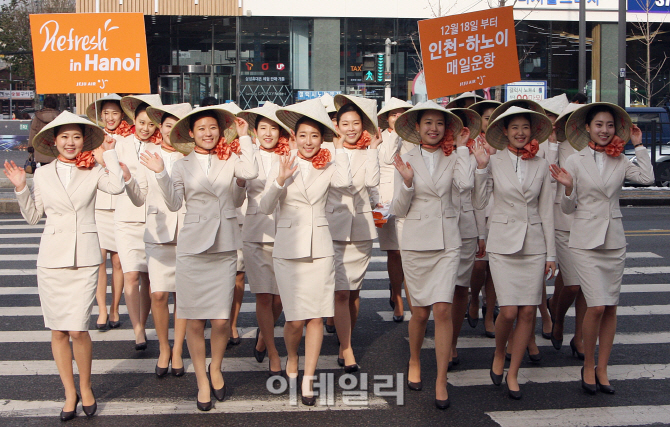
[326,148,379,242]
[125,143,185,244]
[259,149,352,259]
[561,146,654,249]
[552,140,578,231]
[16,151,125,268]
[475,149,556,258]
[374,130,415,205]
[241,150,279,243]
[114,135,149,223]
[155,136,258,254]
[392,146,474,251]
[453,155,487,239]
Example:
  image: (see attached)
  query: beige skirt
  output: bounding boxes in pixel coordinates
[555,230,580,287]
[37,265,98,331]
[334,240,373,291]
[243,242,279,295]
[146,242,177,293]
[274,256,335,321]
[571,247,626,307]
[95,209,117,252]
[115,221,147,273]
[176,251,237,320]
[377,218,399,251]
[401,247,460,307]
[489,253,545,306]
[456,238,478,288]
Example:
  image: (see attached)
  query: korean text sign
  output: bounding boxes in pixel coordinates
[418,7,520,99]
[29,13,150,94]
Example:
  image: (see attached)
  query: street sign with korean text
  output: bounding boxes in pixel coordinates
[29,13,150,94]
[418,6,520,99]
[505,81,547,101]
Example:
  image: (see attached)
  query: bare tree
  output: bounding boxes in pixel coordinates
[0,0,76,87]
[627,0,670,106]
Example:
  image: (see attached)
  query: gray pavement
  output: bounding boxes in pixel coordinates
[0,207,669,426]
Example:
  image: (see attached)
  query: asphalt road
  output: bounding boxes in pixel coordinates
[0,207,669,426]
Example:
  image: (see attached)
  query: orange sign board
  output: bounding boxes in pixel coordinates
[418,7,520,99]
[29,13,150,94]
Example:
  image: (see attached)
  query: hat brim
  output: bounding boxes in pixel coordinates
[377,98,413,130]
[276,100,338,143]
[237,109,291,138]
[485,108,553,151]
[33,111,105,157]
[395,103,464,145]
[169,106,238,156]
[120,95,163,121]
[489,99,546,126]
[468,100,502,117]
[554,103,584,142]
[565,102,632,151]
[449,108,482,139]
[86,96,133,127]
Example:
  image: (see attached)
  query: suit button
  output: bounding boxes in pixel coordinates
[203,216,207,220]
[58,229,62,233]
[437,214,442,218]
[424,215,429,218]
[593,216,597,219]
[511,219,516,223]
[201,200,206,204]
[510,203,514,207]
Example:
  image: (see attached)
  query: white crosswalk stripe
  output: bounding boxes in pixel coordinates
[486,405,670,427]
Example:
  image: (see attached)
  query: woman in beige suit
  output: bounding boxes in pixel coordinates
[142,106,258,410]
[551,103,654,394]
[86,94,133,330]
[260,99,351,405]
[392,101,474,410]
[116,94,164,350]
[329,94,382,372]
[376,97,412,321]
[126,103,192,377]
[473,106,556,400]
[236,102,289,376]
[5,112,125,420]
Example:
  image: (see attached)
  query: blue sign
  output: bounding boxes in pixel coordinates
[295,91,341,101]
[628,0,670,13]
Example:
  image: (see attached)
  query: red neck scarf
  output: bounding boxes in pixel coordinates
[135,128,162,145]
[108,121,133,137]
[343,130,372,150]
[260,136,290,156]
[421,129,455,156]
[160,139,177,153]
[193,137,241,161]
[508,139,539,160]
[387,128,393,134]
[297,148,332,169]
[57,151,96,169]
[465,138,476,154]
[588,135,625,157]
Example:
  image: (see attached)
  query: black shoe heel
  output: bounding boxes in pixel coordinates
[82,391,97,417]
[96,321,109,331]
[108,320,121,328]
[570,338,585,360]
[59,394,79,422]
[595,367,615,394]
[527,348,542,363]
[407,361,422,391]
[344,363,359,373]
[325,324,336,334]
[253,328,267,363]
[490,354,503,386]
[435,398,450,410]
[505,375,522,400]
[269,358,282,377]
[208,364,227,402]
[550,324,563,350]
[581,367,597,395]
[196,399,212,411]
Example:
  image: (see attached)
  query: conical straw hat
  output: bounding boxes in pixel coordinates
[449,108,482,139]
[554,103,584,142]
[120,94,163,121]
[33,111,105,157]
[394,100,463,145]
[377,97,412,130]
[565,102,632,151]
[485,106,553,151]
[276,99,339,142]
[169,106,238,155]
[334,94,379,135]
[86,93,133,127]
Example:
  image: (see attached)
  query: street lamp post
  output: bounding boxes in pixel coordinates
[8,63,12,119]
[617,0,626,107]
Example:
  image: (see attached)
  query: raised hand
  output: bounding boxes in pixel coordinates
[119,162,132,182]
[392,153,413,188]
[369,129,383,149]
[332,128,345,150]
[631,124,643,146]
[275,154,297,187]
[4,160,27,192]
[139,152,165,174]
[472,140,490,169]
[455,126,471,147]
[92,145,106,167]
[549,164,573,194]
[101,134,116,151]
[235,117,249,137]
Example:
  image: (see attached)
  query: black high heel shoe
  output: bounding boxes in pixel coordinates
[108,318,121,329]
[407,361,422,391]
[581,367,597,395]
[435,397,450,410]
[595,367,615,394]
[325,324,336,334]
[96,320,109,331]
[208,364,227,402]
[527,348,542,363]
[268,358,282,377]
[490,354,503,386]
[155,354,171,378]
[82,391,97,417]
[196,399,212,411]
[135,333,148,351]
[393,314,405,323]
[301,375,317,406]
[253,328,267,363]
[60,394,79,422]
[550,324,563,350]
[570,338,585,360]
[466,298,479,328]
[504,374,522,400]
